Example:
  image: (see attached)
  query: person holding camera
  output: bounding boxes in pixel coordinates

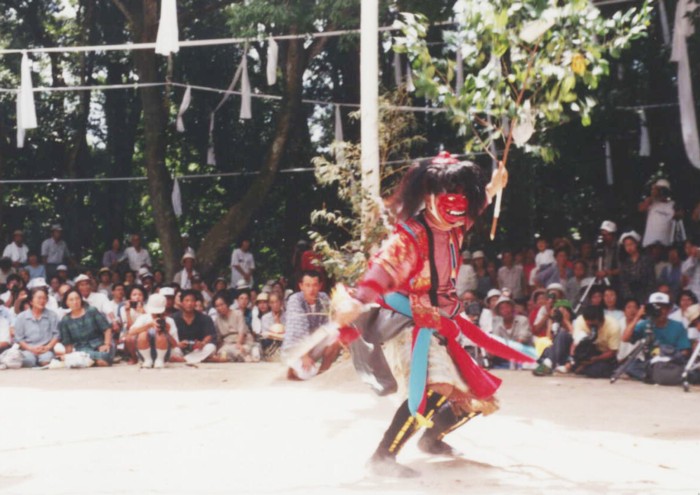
[128,293,179,368]
[621,292,691,385]
[119,285,147,364]
[639,179,677,248]
[532,299,575,376]
[570,305,620,378]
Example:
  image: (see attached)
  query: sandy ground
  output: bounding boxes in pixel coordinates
[0,358,698,495]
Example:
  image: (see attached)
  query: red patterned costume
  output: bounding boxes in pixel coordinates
[345,152,532,477]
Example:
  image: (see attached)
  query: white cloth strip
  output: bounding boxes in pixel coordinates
[155,0,179,56]
[334,104,344,142]
[605,139,614,185]
[19,52,38,129]
[393,51,402,88]
[266,38,278,86]
[638,109,651,157]
[176,85,191,132]
[657,0,671,46]
[171,176,183,217]
[240,49,252,119]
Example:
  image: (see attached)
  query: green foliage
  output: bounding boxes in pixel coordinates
[393,0,650,153]
[309,92,425,284]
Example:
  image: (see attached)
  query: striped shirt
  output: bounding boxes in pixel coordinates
[281,292,330,352]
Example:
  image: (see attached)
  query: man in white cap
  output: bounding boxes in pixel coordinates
[478,288,502,334]
[173,253,198,289]
[639,178,676,248]
[455,250,477,298]
[74,274,118,329]
[3,230,28,268]
[128,293,179,368]
[596,220,620,282]
[41,224,71,277]
[622,292,691,385]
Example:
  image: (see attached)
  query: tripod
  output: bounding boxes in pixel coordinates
[610,321,654,384]
[681,341,700,392]
[574,256,610,315]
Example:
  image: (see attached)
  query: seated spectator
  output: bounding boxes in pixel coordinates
[0,303,14,355]
[191,275,212,309]
[649,242,669,281]
[172,290,218,364]
[603,287,624,322]
[528,289,547,335]
[670,289,698,327]
[212,292,260,362]
[173,253,198,289]
[260,292,287,356]
[14,288,60,367]
[212,277,228,295]
[497,250,526,300]
[120,285,147,364]
[3,230,28,268]
[684,304,700,348]
[96,268,113,298]
[570,305,620,378]
[251,292,270,337]
[59,289,114,367]
[491,296,532,345]
[456,250,477,298]
[74,274,116,325]
[128,293,179,368]
[478,289,501,334]
[586,285,605,307]
[234,287,253,328]
[619,231,656,303]
[56,265,71,286]
[0,257,15,285]
[565,260,588,308]
[102,238,125,271]
[123,270,136,287]
[532,299,575,376]
[622,292,691,385]
[159,286,177,317]
[532,283,565,336]
[25,253,46,281]
[153,269,165,287]
[617,298,640,361]
[536,247,573,288]
[137,268,155,294]
[659,246,682,296]
[472,251,493,297]
[281,270,339,380]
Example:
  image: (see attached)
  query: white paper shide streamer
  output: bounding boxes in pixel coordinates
[393,51,403,88]
[405,61,415,92]
[176,85,191,132]
[334,104,344,143]
[638,109,650,157]
[171,177,183,217]
[17,52,38,148]
[266,38,279,86]
[155,0,179,56]
[240,53,252,120]
[671,0,700,168]
[455,47,464,93]
[207,112,216,165]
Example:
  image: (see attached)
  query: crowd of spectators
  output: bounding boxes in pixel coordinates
[0,178,697,387]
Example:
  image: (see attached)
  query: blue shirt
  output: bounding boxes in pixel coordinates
[633,319,691,351]
[25,264,46,280]
[14,308,60,346]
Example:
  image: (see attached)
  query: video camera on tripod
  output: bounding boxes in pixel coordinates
[610,304,660,384]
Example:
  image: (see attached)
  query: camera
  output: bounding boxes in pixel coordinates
[644,302,662,319]
[594,234,606,257]
[551,308,564,324]
[155,317,167,332]
[656,186,671,200]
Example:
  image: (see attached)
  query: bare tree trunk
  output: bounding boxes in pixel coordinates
[195,35,307,278]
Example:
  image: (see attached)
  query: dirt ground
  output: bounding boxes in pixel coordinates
[0,359,698,495]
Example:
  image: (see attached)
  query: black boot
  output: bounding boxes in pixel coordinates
[417,404,480,456]
[368,391,447,478]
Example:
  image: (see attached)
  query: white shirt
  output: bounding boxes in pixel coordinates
[2,243,28,264]
[132,313,179,342]
[455,264,477,297]
[86,292,115,320]
[643,200,675,247]
[478,308,494,334]
[124,246,152,272]
[41,238,70,264]
[230,249,255,287]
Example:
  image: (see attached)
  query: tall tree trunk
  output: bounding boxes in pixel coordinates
[195,35,307,279]
[130,0,180,278]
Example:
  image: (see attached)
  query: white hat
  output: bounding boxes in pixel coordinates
[138,267,153,279]
[461,250,471,261]
[472,250,485,259]
[599,220,617,233]
[27,277,48,289]
[654,178,671,189]
[159,287,175,297]
[145,294,167,314]
[619,230,641,245]
[485,289,502,301]
[57,264,68,271]
[684,304,700,325]
[495,296,513,310]
[256,292,269,302]
[235,279,250,290]
[648,292,670,305]
[181,253,195,262]
[73,274,90,284]
[181,233,190,238]
[51,224,63,231]
[546,282,565,294]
